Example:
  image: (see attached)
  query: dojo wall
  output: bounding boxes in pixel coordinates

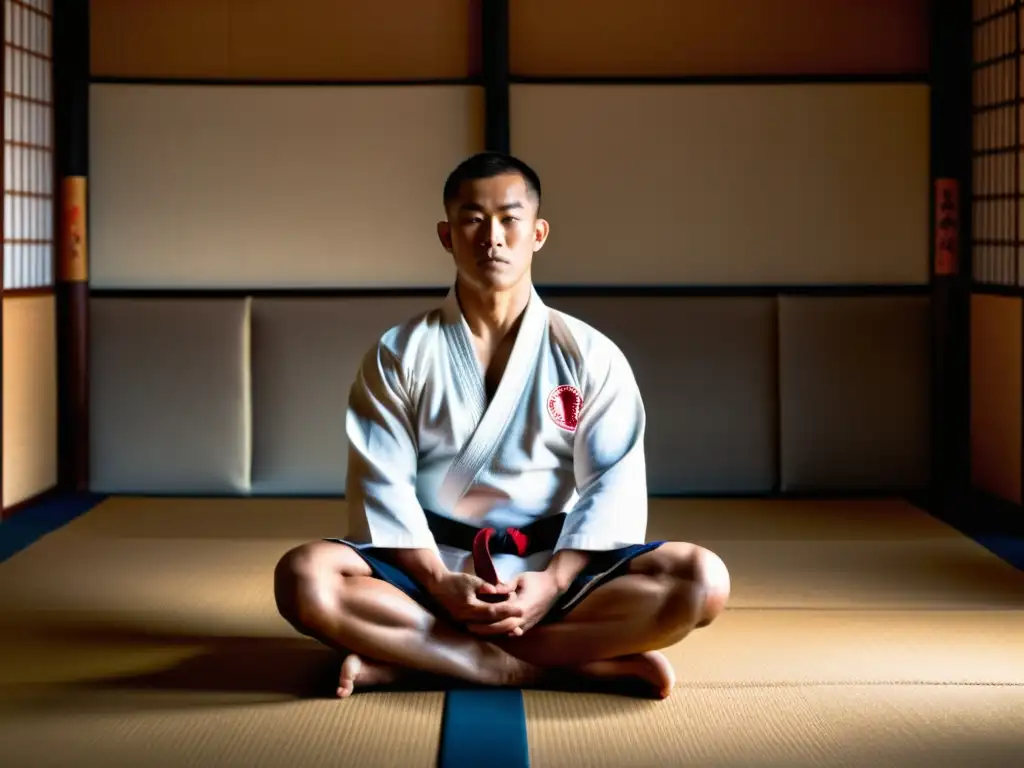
[2,295,58,508]
[1,0,57,512]
[85,0,934,497]
[970,295,1021,505]
[969,3,1023,507]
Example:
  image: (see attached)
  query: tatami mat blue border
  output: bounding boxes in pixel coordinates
[438,688,529,768]
[921,492,1024,573]
[0,492,107,563]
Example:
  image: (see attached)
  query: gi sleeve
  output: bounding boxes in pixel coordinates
[344,343,439,554]
[556,342,649,553]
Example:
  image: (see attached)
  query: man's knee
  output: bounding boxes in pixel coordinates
[639,542,731,630]
[691,546,730,627]
[274,543,336,634]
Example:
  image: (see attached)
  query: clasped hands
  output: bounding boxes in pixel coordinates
[429,570,561,638]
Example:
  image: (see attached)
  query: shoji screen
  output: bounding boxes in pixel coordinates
[970,0,1024,505]
[3,0,53,290]
[971,0,1018,286]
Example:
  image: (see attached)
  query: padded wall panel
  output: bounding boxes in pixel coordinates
[970,294,1022,504]
[2,295,57,508]
[547,296,778,494]
[778,296,930,491]
[89,84,482,289]
[512,84,929,287]
[510,0,928,78]
[91,0,477,80]
[249,296,439,494]
[89,298,252,494]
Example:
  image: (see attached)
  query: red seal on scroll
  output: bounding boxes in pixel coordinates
[547,385,583,432]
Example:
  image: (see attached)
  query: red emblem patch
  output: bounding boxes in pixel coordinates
[547,385,583,432]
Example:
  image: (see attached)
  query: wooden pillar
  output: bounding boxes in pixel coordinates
[53,0,90,492]
[928,0,973,513]
[481,0,510,153]
[0,0,5,507]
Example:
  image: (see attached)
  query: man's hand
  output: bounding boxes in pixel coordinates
[386,548,524,627]
[466,570,563,637]
[427,572,524,627]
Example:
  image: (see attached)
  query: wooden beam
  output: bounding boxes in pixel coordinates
[0,0,5,510]
[929,0,973,514]
[481,0,509,153]
[53,0,90,493]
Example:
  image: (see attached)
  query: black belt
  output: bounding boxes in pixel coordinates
[424,509,565,584]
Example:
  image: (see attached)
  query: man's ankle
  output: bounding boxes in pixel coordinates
[483,647,539,687]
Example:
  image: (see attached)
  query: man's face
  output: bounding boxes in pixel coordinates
[437,172,549,293]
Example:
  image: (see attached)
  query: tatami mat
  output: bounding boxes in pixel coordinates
[524,685,1024,767]
[648,498,1024,610]
[0,689,444,768]
[0,495,1021,766]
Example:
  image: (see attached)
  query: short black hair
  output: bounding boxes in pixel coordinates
[442,151,542,213]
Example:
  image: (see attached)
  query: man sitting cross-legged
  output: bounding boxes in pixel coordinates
[274,152,731,699]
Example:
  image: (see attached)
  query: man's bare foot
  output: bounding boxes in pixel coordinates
[336,654,403,698]
[336,650,538,697]
[335,650,675,699]
[574,651,676,698]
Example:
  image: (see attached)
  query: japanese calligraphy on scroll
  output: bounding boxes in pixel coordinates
[934,179,958,276]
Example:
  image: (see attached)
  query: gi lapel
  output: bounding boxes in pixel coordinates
[437,285,548,511]
[440,287,487,423]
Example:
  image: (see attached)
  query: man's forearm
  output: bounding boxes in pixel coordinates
[545,549,591,592]
[387,548,449,590]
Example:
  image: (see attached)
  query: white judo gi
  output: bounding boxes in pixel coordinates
[343,285,649,584]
